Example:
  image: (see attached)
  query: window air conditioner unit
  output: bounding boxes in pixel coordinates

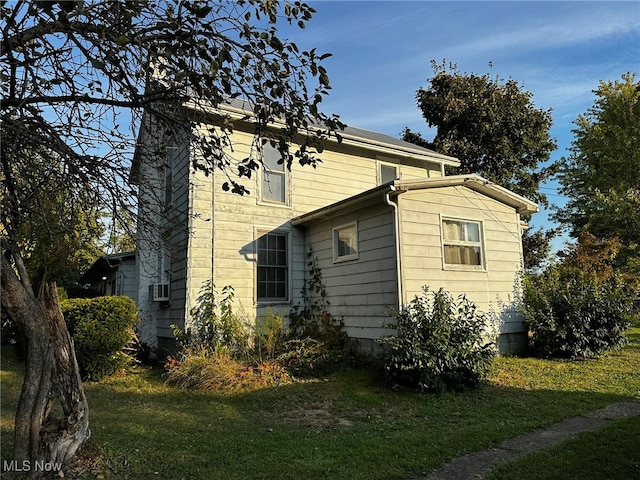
[149,283,170,302]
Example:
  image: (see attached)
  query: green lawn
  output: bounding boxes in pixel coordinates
[2,330,639,479]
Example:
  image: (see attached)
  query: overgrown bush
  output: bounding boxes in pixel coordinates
[172,282,249,356]
[168,283,293,391]
[522,270,633,359]
[166,269,364,392]
[164,348,291,391]
[252,310,288,360]
[381,287,496,392]
[62,296,137,381]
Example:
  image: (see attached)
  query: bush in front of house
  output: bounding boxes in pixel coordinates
[167,283,293,391]
[380,287,496,392]
[522,271,633,359]
[62,296,138,381]
[165,275,365,392]
[172,282,250,356]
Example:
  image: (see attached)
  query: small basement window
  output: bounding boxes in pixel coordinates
[333,222,359,262]
[441,218,484,269]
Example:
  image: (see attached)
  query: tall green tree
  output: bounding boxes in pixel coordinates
[403,61,558,269]
[554,72,640,277]
[1,0,341,471]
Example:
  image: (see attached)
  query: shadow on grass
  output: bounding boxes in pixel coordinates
[3,339,639,480]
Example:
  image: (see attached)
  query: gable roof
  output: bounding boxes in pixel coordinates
[291,174,538,225]
[184,97,461,168]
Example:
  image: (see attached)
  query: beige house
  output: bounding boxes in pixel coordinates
[133,100,537,354]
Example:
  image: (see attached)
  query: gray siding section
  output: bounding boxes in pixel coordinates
[135,112,191,347]
[305,204,398,343]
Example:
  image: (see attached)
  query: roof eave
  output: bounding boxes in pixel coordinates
[396,175,539,215]
[182,100,460,168]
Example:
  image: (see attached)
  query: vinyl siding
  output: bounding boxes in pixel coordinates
[304,205,398,342]
[397,186,525,334]
[182,126,438,325]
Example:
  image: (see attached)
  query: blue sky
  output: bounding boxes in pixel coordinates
[281,0,640,253]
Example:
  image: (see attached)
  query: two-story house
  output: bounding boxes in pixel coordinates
[133,99,537,354]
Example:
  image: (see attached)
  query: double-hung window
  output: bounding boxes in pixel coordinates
[257,232,288,301]
[441,218,485,269]
[261,144,287,204]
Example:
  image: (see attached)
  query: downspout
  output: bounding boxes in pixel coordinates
[385,188,404,309]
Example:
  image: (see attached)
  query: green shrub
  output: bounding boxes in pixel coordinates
[381,287,496,392]
[522,272,633,359]
[62,296,137,381]
[173,282,249,356]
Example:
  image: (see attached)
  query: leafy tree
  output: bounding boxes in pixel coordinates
[404,61,558,269]
[554,73,640,278]
[1,0,341,470]
[3,146,106,289]
[103,208,136,254]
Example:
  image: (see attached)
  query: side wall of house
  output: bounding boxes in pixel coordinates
[135,113,191,351]
[303,204,398,350]
[397,186,526,352]
[117,258,137,300]
[183,126,441,328]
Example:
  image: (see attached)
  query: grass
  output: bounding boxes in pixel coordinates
[485,416,640,480]
[2,329,639,479]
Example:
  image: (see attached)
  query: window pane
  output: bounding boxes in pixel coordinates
[335,224,358,259]
[380,164,398,184]
[263,171,286,203]
[257,233,288,300]
[465,223,480,242]
[444,245,482,266]
[443,220,463,241]
[263,144,285,172]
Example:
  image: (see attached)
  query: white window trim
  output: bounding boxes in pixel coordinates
[439,215,487,272]
[333,221,359,263]
[254,227,292,305]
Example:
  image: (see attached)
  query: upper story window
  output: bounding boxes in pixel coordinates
[333,222,359,263]
[257,232,289,302]
[261,144,288,205]
[441,218,485,270]
[378,161,399,185]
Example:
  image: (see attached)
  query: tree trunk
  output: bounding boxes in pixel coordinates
[1,255,90,477]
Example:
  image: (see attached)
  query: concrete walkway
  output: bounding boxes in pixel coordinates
[410,400,640,480]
